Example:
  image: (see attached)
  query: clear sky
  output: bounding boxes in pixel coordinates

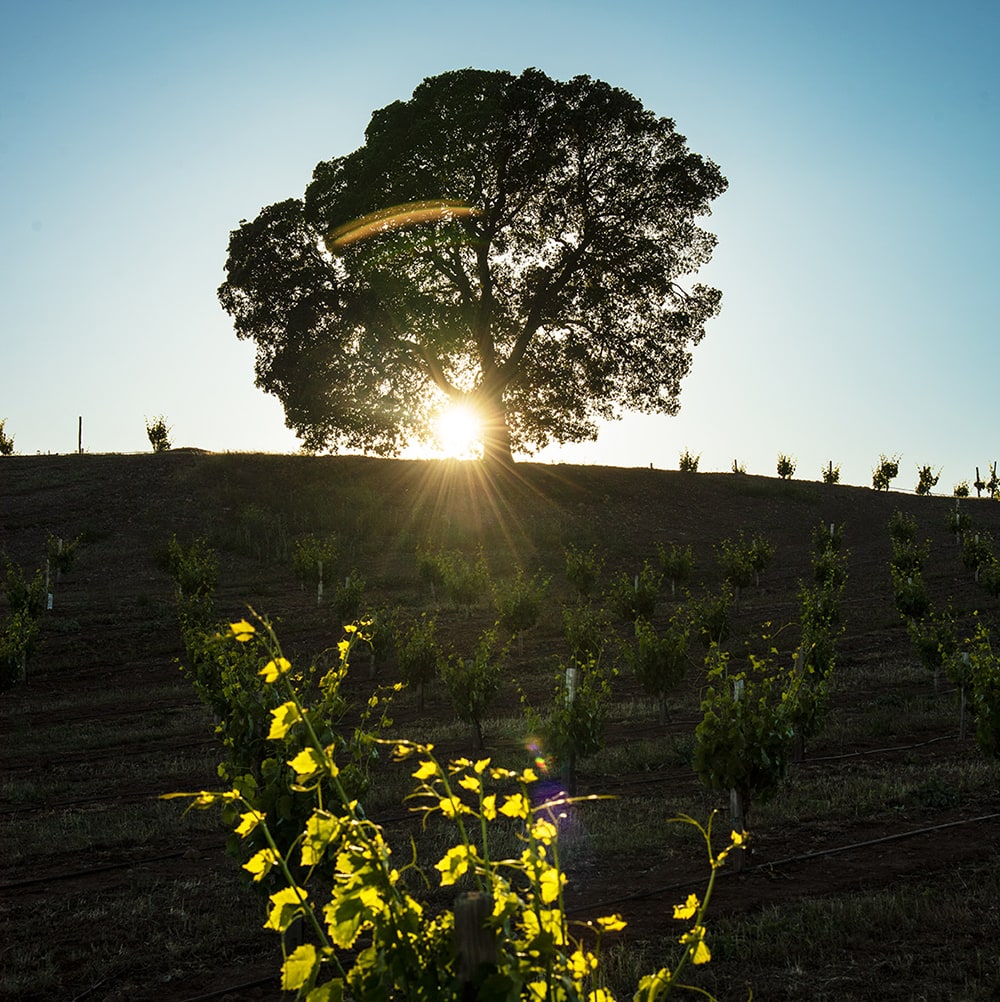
[2,0,997,490]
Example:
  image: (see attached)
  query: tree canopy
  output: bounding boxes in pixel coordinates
[219,68,727,463]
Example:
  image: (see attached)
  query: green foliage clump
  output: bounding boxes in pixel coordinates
[821,462,841,484]
[872,453,901,491]
[887,511,930,620]
[394,613,438,710]
[812,521,845,555]
[747,533,774,584]
[167,535,218,643]
[2,556,46,620]
[679,448,700,473]
[693,647,794,834]
[562,602,611,667]
[606,560,661,622]
[1,537,85,689]
[47,534,82,576]
[170,617,737,1000]
[789,599,838,755]
[441,549,491,616]
[525,659,612,794]
[979,557,1000,598]
[962,532,996,583]
[656,541,693,598]
[625,613,690,725]
[887,509,917,544]
[171,559,394,891]
[690,583,733,648]
[946,502,972,542]
[890,566,931,621]
[915,465,941,495]
[492,566,548,648]
[890,536,929,578]
[438,628,506,750]
[564,542,604,600]
[966,619,1000,758]
[331,568,366,624]
[716,531,771,605]
[145,414,172,452]
[0,418,14,456]
[907,605,957,689]
[415,542,448,600]
[0,609,39,690]
[776,454,796,480]
[364,604,399,674]
[809,525,849,585]
[716,535,754,596]
[292,533,338,589]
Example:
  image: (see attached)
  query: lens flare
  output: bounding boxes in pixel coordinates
[434,403,483,459]
[324,199,480,253]
[525,738,550,775]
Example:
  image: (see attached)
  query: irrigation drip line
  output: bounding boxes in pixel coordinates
[0,849,190,891]
[588,733,958,791]
[173,976,276,1002]
[0,790,175,817]
[0,736,217,776]
[565,811,1000,917]
[68,975,109,1002]
[758,811,1000,870]
[800,734,951,763]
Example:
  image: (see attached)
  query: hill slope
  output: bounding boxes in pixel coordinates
[2,453,999,1000]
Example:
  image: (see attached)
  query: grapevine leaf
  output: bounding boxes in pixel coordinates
[435,844,477,886]
[324,890,369,948]
[499,793,530,819]
[260,657,291,682]
[265,886,307,932]
[268,701,302,740]
[288,747,327,779]
[307,980,345,1002]
[281,943,318,991]
[243,847,279,882]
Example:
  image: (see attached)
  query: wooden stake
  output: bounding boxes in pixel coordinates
[564,667,579,795]
[454,892,497,997]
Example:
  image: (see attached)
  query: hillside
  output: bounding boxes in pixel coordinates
[2,452,999,1001]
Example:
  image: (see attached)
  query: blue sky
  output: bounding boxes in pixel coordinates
[2,0,997,490]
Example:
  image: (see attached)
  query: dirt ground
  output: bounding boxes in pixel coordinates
[1,452,999,1001]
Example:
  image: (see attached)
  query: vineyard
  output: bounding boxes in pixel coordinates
[2,451,999,1001]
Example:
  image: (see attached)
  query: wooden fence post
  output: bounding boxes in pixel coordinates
[454,891,497,998]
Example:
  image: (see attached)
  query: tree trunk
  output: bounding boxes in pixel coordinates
[477,393,514,467]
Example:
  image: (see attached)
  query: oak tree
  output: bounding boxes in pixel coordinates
[219,68,727,463]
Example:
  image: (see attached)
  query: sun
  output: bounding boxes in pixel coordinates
[434,402,483,459]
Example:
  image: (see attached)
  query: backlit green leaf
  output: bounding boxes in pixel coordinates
[281,943,318,991]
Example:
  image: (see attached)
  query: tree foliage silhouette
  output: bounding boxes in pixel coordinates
[219,68,727,463]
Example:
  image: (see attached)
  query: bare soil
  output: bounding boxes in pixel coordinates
[1,452,999,1001]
